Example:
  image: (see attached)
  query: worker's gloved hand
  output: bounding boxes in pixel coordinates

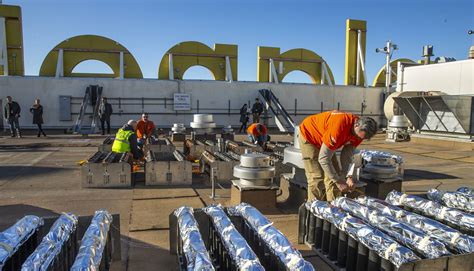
[346,177,355,190]
[336,181,349,193]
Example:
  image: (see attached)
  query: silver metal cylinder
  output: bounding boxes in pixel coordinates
[233,153,275,187]
[171,123,186,133]
[240,153,270,167]
[193,114,213,123]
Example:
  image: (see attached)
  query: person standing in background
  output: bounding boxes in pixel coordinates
[4,96,21,138]
[30,99,46,137]
[251,98,263,123]
[239,104,249,133]
[98,97,113,135]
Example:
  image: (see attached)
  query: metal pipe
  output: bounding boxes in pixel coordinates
[173,150,185,162]
[204,140,215,146]
[356,31,361,86]
[202,150,216,163]
[213,151,233,162]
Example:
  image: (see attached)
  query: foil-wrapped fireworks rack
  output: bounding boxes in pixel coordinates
[332,197,451,259]
[0,216,44,269]
[356,196,474,254]
[427,188,474,213]
[170,203,315,271]
[21,213,78,270]
[299,188,474,271]
[71,210,113,271]
[174,206,214,271]
[302,200,420,269]
[203,205,264,270]
[386,191,474,233]
[228,203,314,271]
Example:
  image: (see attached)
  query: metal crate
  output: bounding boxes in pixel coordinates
[81,151,132,188]
[145,151,192,186]
[199,151,239,182]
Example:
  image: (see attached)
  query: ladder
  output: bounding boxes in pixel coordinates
[259,89,295,133]
[73,85,103,134]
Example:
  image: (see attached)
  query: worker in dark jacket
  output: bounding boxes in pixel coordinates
[4,96,21,138]
[239,104,250,133]
[98,97,113,135]
[251,98,263,123]
[30,98,46,137]
[112,120,143,160]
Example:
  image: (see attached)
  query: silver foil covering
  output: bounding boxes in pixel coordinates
[333,197,450,258]
[21,213,78,271]
[305,200,420,267]
[357,150,404,182]
[228,203,314,271]
[174,206,214,271]
[427,188,474,213]
[0,215,44,268]
[386,191,474,232]
[457,187,474,196]
[203,205,264,271]
[71,210,113,271]
[356,196,474,254]
[359,150,403,164]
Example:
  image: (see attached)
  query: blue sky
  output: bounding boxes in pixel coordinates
[6,0,474,84]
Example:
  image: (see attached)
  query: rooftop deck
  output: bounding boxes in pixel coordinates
[0,132,472,270]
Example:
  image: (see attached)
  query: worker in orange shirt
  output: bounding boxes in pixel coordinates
[298,111,377,201]
[247,123,268,147]
[136,113,156,145]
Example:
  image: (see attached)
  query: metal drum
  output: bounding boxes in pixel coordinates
[233,153,275,187]
[171,123,186,133]
[190,114,216,133]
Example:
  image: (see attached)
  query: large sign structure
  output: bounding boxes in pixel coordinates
[256,46,335,85]
[158,41,237,81]
[0,4,24,76]
[0,4,418,86]
[39,35,143,79]
[344,19,367,86]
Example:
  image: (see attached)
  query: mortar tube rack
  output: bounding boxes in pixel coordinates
[298,203,474,271]
[171,206,312,271]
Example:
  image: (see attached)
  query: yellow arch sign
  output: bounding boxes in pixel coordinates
[0,4,24,76]
[257,46,335,85]
[158,41,238,80]
[39,35,143,78]
[372,58,415,87]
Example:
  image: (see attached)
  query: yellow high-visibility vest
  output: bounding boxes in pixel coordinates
[112,129,134,153]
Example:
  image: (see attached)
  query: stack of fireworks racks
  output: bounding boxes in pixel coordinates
[299,187,474,271]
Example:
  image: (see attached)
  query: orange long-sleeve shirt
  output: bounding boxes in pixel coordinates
[299,111,362,151]
[247,123,267,136]
[136,120,155,139]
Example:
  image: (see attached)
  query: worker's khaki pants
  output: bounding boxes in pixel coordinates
[298,134,342,202]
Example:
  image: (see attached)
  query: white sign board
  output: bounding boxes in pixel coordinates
[173,93,191,111]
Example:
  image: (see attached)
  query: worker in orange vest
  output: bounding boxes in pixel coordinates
[247,123,268,147]
[298,111,377,201]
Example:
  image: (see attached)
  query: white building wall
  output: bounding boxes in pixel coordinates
[399,59,473,95]
[0,76,385,129]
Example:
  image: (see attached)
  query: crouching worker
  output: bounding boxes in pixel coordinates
[247,123,269,147]
[112,120,143,160]
[298,111,377,201]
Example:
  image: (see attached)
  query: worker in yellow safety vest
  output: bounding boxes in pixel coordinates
[112,120,143,159]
